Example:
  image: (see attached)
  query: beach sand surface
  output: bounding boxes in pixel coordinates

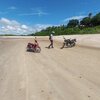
[0,34,100,100]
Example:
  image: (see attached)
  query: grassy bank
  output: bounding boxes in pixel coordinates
[0,34,16,36]
[34,25,100,36]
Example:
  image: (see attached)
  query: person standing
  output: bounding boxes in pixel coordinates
[48,31,54,48]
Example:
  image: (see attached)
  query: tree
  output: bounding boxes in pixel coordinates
[67,19,79,28]
[88,13,92,18]
[91,12,100,26]
[80,17,92,27]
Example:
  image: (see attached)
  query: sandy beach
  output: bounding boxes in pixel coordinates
[0,34,100,100]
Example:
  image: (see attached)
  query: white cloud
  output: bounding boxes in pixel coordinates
[21,25,28,29]
[0,18,51,35]
[0,18,20,26]
[0,18,11,25]
[33,24,52,32]
[32,7,48,16]
[18,13,35,16]
[19,9,48,16]
[63,15,86,22]
[33,10,48,16]
[8,6,17,10]
[19,12,48,16]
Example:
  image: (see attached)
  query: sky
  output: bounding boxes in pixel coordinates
[0,0,100,35]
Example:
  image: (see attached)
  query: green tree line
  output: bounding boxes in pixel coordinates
[33,12,100,36]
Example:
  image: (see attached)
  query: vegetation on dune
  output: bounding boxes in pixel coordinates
[0,34,27,36]
[0,34,16,36]
[34,12,100,36]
